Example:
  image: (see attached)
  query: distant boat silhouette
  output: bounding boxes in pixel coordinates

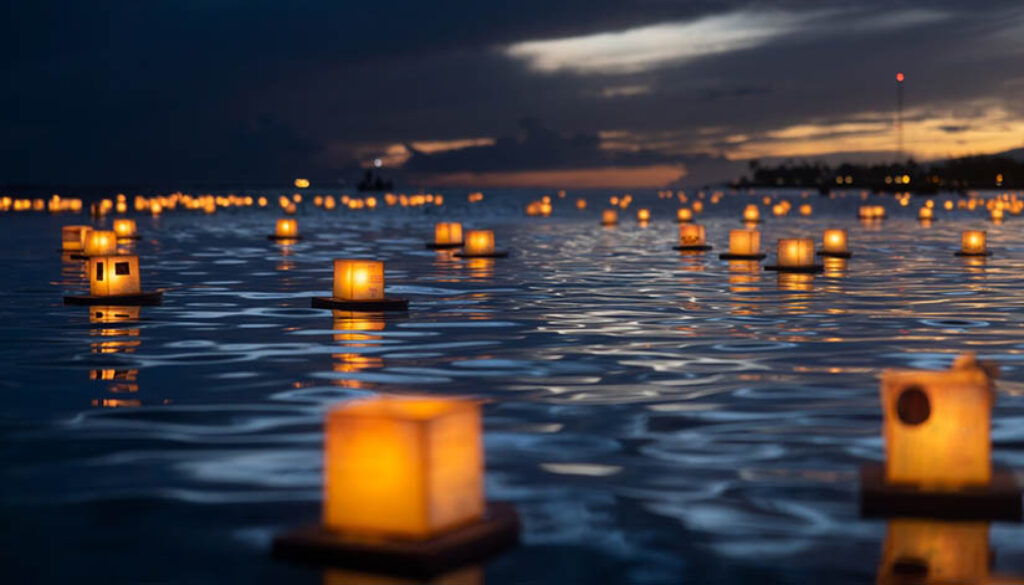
[357,169,393,192]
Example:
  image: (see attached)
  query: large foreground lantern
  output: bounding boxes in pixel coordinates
[61,225,92,253]
[818,228,851,258]
[83,230,118,257]
[269,218,301,241]
[718,229,765,260]
[426,222,464,249]
[860,353,1022,520]
[455,230,508,258]
[674,224,712,252]
[64,255,163,305]
[766,238,822,273]
[956,230,990,257]
[311,259,408,311]
[273,396,520,578]
[601,209,618,226]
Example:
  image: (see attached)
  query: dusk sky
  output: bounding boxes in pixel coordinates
[5,1,1024,188]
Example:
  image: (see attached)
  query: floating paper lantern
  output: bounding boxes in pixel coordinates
[113,219,138,240]
[456,230,508,258]
[269,218,301,241]
[426,222,464,249]
[311,260,408,311]
[637,208,651,223]
[83,230,118,257]
[294,178,310,189]
[601,209,618,226]
[719,229,764,260]
[798,203,812,216]
[61,225,92,252]
[272,395,519,576]
[766,238,821,273]
[64,254,162,305]
[819,229,851,258]
[956,230,989,257]
[742,204,761,223]
[858,205,887,220]
[990,207,1004,222]
[675,224,712,251]
[691,201,703,213]
[677,208,692,223]
[918,206,934,221]
[575,198,587,210]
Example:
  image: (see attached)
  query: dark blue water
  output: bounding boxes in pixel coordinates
[2,190,1023,584]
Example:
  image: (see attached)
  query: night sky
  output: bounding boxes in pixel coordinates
[5,1,1024,187]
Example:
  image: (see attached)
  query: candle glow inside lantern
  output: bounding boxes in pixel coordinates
[83,230,118,257]
[766,238,822,273]
[272,395,520,576]
[62,225,92,252]
[64,254,163,305]
[718,229,764,260]
[269,218,301,241]
[601,209,618,226]
[956,230,990,257]
[918,206,934,221]
[819,228,851,258]
[113,219,138,240]
[674,224,712,252]
[677,208,692,223]
[637,208,651,223]
[427,222,464,249]
[455,230,508,258]
[312,260,408,311]
[860,353,1022,520]
[742,204,761,223]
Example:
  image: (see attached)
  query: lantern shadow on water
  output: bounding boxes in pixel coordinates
[454,230,508,259]
[860,353,1022,520]
[64,255,163,306]
[272,395,519,578]
[311,260,409,312]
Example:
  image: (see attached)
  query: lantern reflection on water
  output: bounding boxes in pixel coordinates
[426,222,464,249]
[877,520,990,585]
[766,238,822,273]
[956,230,990,257]
[455,230,508,258]
[674,224,712,251]
[719,229,764,260]
[269,218,301,241]
[312,260,408,311]
[272,395,519,577]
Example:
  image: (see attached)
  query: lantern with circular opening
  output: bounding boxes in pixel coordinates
[860,353,1021,520]
[61,225,92,253]
[601,209,618,226]
[272,395,520,577]
[64,255,163,305]
[311,259,408,311]
[426,222,464,250]
[765,238,822,273]
[956,230,990,257]
[455,230,508,258]
[719,229,765,260]
[113,219,139,240]
[674,224,712,252]
[818,228,851,258]
[269,218,301,241]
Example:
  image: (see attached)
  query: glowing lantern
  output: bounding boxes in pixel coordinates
[427,222,464,249]
[457,230,507,258]
[719,229,764,260]
[637,208,651,223]
[601,210,618,226]
[113,219,138,240]
[270,218,301,241]
[878,520,990,584]
[84,230,118,257]
[956,230,989,257]
[64,254,162,305]
[575,198,587,210]
[990,206,1004,222]
[766,238,821,273]
[675,224,711,251]
[918,206,934,221]
[798,203,812,216]
[819,229,851,258]
[311,260,408,311]
[61,225,92,252]
[677,208,692,223]
[742,204,761,223]
[692,201,704,213]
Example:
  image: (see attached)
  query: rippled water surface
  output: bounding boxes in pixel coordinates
[2,190,1024,584]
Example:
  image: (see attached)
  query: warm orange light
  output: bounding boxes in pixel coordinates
[464,230,495,255]
[678,224,706,247]
[918,206,934,221]
[879,520,988,584]
[323,396,484,539]
[637,208,651,222]
[822,229,848,254]
[961,230,987,255]
[677,208,692,222]
[89,255,142,297]
[113,219,137,238]
[434,222,464,246]
[728,229,760,255]
[798,203,812,216]
[84,230,117,257]
[896,72,905,83]
[294,178,311,189]
[601,209,618,225]
[692,201,703,213]
[776,238,815,268]
[990,206,1004,222]
[742,204,760,222]
[90,305,141,324]
[881,353,995,488]
[332,260,385,301]
[275,218,298,238]
[62,225,92,251]
[575,198,587,210]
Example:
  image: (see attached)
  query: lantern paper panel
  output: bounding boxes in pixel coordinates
[333,260,385,301]
[776,238,815,268]
[89,256,142,297]
[679,224,706,246]
[84,230,118,257]
[62,225,92,251]
[822,229,848,254]
[113,219,137,238]
[728,229,760,255]
[464,231,495,256]
[434,222,464,246]
[961,230,987,254]
[602,210,618,225]
[276,218,299,238]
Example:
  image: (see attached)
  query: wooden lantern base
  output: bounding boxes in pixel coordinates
[719,253,766,260]
[454,251,509,258]
[273,502,520,579]
[311,297,409,311]
[425,242,464,250]
[955,251,992,257]
[817,251,853,259]
[268,235,303,242]
[764,264,824,273]
[64,291,163,306]
[859,463,1022,521]
[674,245,713,252]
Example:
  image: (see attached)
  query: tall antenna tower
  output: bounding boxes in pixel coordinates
[895,72,904,164]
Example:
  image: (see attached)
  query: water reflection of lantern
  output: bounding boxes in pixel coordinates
[719,229,765,260]
[312,260,408,311]
[83,230,118,257]
[61,225,92,253]
[677,208,692,223]
[777,272,814,292]
[818,229,851,258]
[956,230,990,257]
[272,396,519,577]
[742,204,761,223]
[65,255,163,305]
[324,564,483,585]
[861,353,1021,520]
[674,224,712,251]
[269,218,301,241]
[601,209,618,226]
[637,208,651,223]
[766,238,822,273]
[877,520,990,585]
[426,222,464,249]
[113,219,138,240]
[456,230,508,258]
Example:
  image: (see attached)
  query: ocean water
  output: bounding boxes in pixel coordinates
[2,189,1023,584]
